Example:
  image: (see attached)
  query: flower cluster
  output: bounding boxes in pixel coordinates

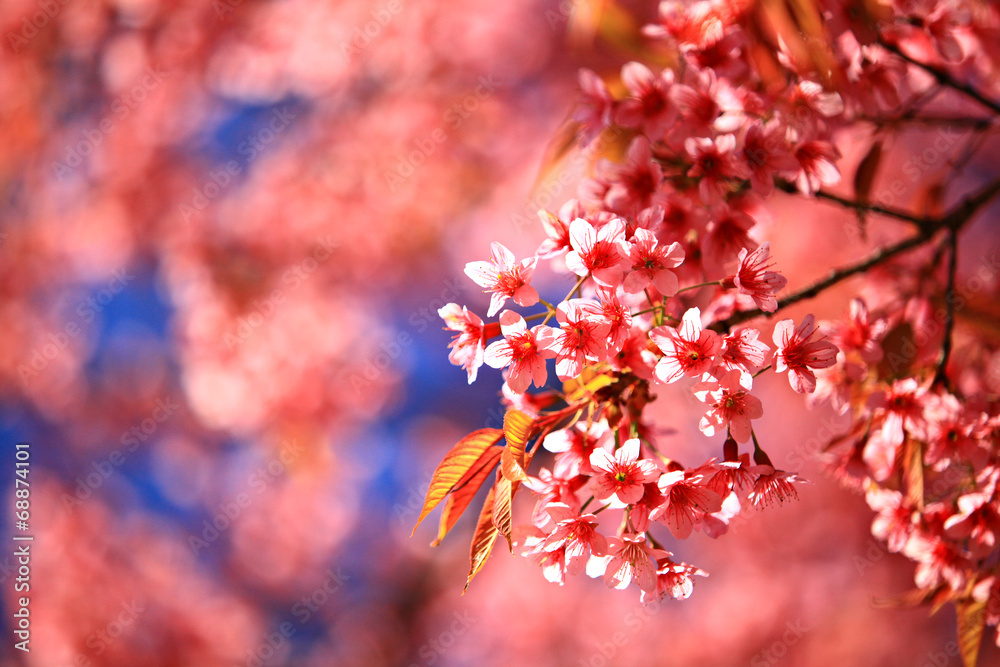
[820,299,1000,646]
[422,1,1000,658]
[435,135,847,598]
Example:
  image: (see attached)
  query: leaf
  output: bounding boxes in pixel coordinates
[411,428,504,535]
[564,367,615,402]
[432,445,503,547]
[500,409,535,483]
[902,436,925,512]
[853,139,883,238]
[463,483,499,594]
[956,597,987,667]
[491,471,522,553]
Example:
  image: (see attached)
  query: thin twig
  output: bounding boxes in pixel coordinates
[711,232,932,330]
[933,229,959,390]
[713,176,1000,331]
[879,40,1000,115]
[774,179,933,230]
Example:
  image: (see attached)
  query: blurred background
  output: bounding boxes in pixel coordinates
[1,0,999,665]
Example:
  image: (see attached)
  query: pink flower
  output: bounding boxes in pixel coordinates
[669,68,743,137]
[867,488,914,553]
[902,529,969,592]
[524,459,583,529]
[618,227,686,295]
[748,465,803,507]
[438,303,486,383]
[464,242,539,316]
[615,62,675,140]
[550,299,610,380]
[787,80,845,120]
[651,469,724,539]
[483,310,557,394]
[772,315,839,393]
[650,307,721,384]
[793,139,841,195]
[694,369,763,443]
[642,558,709,602]
[542,421,612,476]
[742,122,798,195]
[685,134,749,203]
[565,217,629,287]
[536,200,584,259]
[702,203,757,270]
[609,329,659,381]
[728,242,787,313]
[542,503,608,575]
[597,137,664,215]
[516,529,568,585]
[603,533,666,593]
[831,298,887,364]
[866,378,928,448]
[574,68,615,145]
[706,452,759,500]
[717,327,770,375]
[582,287,632,354]
[589,438,660,505]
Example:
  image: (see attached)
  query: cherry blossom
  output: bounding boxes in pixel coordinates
[465,242,540,316]
[589,438,661,505]
[564,217,629,287]
[618,227,686,295]
[438,303,487,383]
[651,468,724,538]
[482,310,557,394]
[727,242,787,313]
[694,369,763,443]
[650,307,721,384]
[772,315,839,393]
[602,533,666,593]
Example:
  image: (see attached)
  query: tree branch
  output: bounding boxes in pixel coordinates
[879,40,1000,116]
[774,179,933,230]
[710,232,932,331]
[713,176,1000,331]
[933,229,958,390]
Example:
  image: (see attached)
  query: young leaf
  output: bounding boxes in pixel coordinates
[432,445,504,547]
[500,409,535,482]
[463,483,499,594]
[492,471,521,552]
[902,436,925,512]
[956,597,987,667]
[411,428,504,535]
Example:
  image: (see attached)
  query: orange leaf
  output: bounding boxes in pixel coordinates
[491,471,521,553]
[431,445,503,547]
[956,597,987,667]
[500,409,535,483]
[463,483,499,594]
[902,436,925,512]
[411,428,504,535]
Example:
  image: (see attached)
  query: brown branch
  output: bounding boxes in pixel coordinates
[879,40,1000,116]
[933,229,958,390]
[710,232,932,331]
[860,114,997,130]
[713,176,1000,331]
[774,179,933,230]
